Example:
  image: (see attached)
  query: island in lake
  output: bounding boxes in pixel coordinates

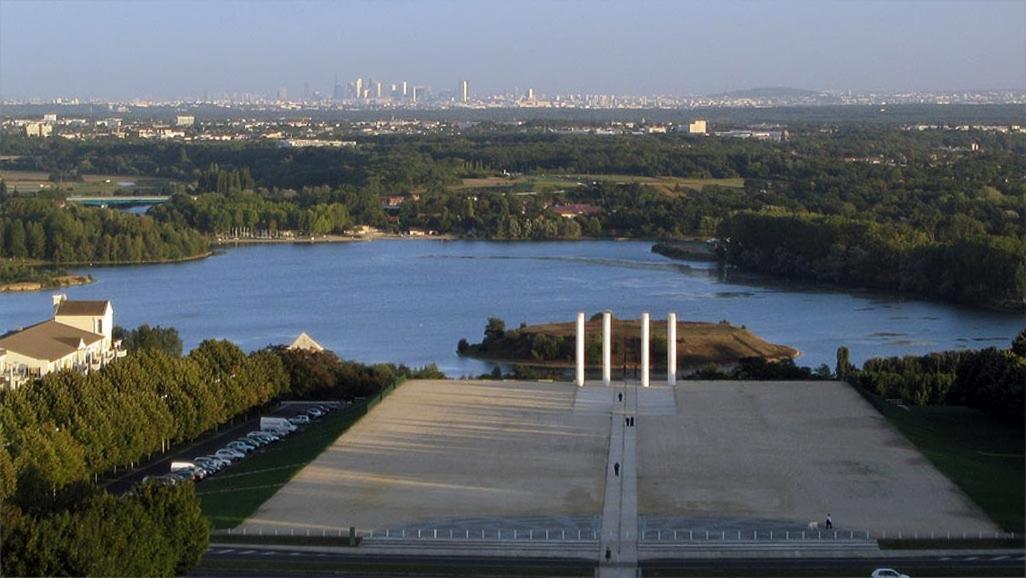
[458,315,798,369]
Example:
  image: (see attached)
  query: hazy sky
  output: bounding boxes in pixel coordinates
[1,0,1024,99]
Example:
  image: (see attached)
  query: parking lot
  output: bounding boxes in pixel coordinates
[108,401,342,494]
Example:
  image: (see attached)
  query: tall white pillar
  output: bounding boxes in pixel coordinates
[602,310,612,386]
[641,312,650,388]
[667,312,677,385]
[575,312,585,387]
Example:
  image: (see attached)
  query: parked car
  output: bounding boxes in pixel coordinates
[241,435,268,447]
[142,474,179,486]
[872,570,910,578]
[201,455,231,468]
[216,448,245,460]
[247,431,279,443]
[165,472,190,484]
[226,441,256,453]
[289,415,311,425]
[194,457,226,472]
[307,408,324,418]
[172,466,206,481]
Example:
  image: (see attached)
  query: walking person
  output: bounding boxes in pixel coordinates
[614,462,620,477]
[825,513,833,530]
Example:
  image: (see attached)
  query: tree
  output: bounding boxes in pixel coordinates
[1012,329,1026,358]
[115,324,183,357]
[836,346,851,381]
[484,317,506,343]
[6,219,27,258]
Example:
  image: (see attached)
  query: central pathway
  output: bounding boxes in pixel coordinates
[598,383,639,577]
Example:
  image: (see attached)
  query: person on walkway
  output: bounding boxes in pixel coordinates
[618,392,623,402]
[614,462,620,476]
[825,513,833,529]
[605,547,611,561]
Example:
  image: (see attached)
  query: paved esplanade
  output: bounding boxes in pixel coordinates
[594,383,643,577]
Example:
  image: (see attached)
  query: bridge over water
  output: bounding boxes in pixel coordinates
[66,195,170,207]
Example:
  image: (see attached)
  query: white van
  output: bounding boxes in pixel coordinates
[260,416,297,433]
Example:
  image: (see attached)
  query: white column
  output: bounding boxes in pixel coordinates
[641,312,650,387]
[602,310,612,386]
[667,312,677,385]
[575,312,585,387]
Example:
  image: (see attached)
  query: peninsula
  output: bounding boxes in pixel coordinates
[458,316,798,368]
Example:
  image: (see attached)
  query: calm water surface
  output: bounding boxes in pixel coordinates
[1,241,1021,376]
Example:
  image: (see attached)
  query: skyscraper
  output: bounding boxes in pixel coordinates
[401,80,408,98]
[459,80,469,103]
[354,77,363,100]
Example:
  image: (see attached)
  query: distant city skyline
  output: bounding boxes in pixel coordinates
[1,0,1024,100]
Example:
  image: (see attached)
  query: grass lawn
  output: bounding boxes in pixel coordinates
[197,401,373,529]
[450,174,744,195]
[0,170,171,195]
[868,398,1025,533]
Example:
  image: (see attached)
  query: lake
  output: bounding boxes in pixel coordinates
[1,240,1021,376]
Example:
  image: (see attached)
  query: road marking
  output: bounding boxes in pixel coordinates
[938,556,949,560]
[261,551,275,556]
[963,556,978,561]
[289,552,302,556]
[238,550,256,555]
[991,555,1008,560]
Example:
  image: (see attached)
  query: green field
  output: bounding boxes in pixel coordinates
[0,170,172,195]
[451,174,744,195]
[198,384,399,528]
[866,395,1025,533]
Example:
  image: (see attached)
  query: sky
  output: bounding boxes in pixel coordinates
[1,0,1024,100]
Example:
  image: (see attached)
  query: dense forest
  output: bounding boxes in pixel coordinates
[1,126,1023,308]
[0,197,209,263]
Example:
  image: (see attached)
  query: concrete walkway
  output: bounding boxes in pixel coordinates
[598,383,639,577]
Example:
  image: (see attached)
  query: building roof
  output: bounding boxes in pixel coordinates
[54,300,111,317]
[288,332,325,352]
[0,320,104,362]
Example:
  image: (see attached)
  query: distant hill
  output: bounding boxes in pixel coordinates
[710,87,822,99]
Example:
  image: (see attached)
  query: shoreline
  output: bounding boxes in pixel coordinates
[0,274,94,293]
[60,251,216,268]
[212,232,457,246]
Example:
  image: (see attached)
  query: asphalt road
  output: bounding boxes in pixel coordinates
[195,545,1026,576]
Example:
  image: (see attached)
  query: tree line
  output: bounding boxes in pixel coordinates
[718,211,1026,310]
[845,331,1026,423]
[0,326,441,576]
[0,197,209,263]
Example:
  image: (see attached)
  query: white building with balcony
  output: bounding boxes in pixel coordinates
[0,295,125,389]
